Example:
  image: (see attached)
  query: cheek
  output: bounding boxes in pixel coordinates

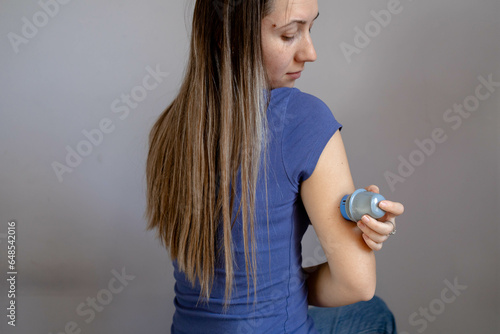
[264,46,290,76]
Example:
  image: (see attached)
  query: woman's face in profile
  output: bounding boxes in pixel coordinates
[261,0,319,89]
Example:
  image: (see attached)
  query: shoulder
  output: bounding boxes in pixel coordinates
[270,87,330,112]
[290,88,330,109]
[281,88,340,133]
[270,87,335,131]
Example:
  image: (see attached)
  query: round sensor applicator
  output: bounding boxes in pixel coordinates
[340,189,386,222]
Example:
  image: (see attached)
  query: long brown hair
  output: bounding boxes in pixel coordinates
[145,0,275,309]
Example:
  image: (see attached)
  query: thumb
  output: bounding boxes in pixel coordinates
[365,184,379,193]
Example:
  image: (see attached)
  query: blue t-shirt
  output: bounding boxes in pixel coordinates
[171,87,343,333]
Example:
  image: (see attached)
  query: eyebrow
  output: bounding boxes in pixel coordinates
[275,12,320,29]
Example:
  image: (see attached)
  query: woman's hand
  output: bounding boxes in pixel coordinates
[357,185,405,251]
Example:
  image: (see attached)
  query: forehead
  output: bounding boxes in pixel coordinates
[264,0,319,26]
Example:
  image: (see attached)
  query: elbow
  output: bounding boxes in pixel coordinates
[337,273,376,304]
[357,285,376,302]
[322,278,376,307]
[348,256,377,303]
[352,280,376,303]
[310,279,376,308]
[324,282,376,307]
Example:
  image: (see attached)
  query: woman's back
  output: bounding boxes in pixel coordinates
[171,87,342,334]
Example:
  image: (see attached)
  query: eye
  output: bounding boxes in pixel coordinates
[281,35,295,42]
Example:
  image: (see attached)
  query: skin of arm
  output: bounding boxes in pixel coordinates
[300,130,376,307]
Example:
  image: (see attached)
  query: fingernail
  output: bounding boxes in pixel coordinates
[362,215,370,223]
[379,202,387,208]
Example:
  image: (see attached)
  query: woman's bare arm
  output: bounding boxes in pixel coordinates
[300,130,376,307]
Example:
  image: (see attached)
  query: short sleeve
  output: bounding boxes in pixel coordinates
[281,89,342,190]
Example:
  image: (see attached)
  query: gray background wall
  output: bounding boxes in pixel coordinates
[0,0,498,333]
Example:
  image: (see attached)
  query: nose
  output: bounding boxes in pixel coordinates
[296,34,317,63]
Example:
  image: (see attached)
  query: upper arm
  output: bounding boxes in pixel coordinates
[299,130,375,290]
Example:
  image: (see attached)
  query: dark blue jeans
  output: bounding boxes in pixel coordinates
[307,296,397,334]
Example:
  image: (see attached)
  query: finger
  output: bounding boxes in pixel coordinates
[378,200,405,219]
[362,233,383,251]
[357,216,390,243]
[365,184,379,194]
[359,215,394,238]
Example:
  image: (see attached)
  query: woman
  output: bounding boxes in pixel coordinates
[145,0,405,333]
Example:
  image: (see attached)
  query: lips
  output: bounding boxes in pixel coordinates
[287,71,302,79]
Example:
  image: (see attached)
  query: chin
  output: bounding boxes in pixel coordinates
[270,80,295,89]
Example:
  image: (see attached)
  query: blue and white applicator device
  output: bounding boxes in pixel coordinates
[340,189,386,222]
